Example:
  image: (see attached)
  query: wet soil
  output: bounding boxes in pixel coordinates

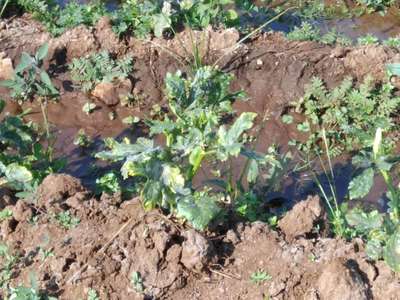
[1,14,400,299]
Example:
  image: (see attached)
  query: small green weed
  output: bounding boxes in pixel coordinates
[131,271,144,293]
[357,34,379,46]
[73,129,92,148]
[55,211,80,229]
[69,51,132,93]
[356,0,394,12]
[250,269,272,284]
[283,76,400,156]
[87,288,100,300]
[95,172,121,195]
[287,22,320,41]
[383,37,400,48]
[0,208,12,221]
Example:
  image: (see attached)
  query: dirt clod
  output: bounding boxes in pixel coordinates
[12,200,32,222]
[181,229,215,272]
[316,258,370,300]
[278,195,324,241]
[37,174,86,210]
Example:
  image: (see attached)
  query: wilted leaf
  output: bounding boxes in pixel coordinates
[348,167,374,200]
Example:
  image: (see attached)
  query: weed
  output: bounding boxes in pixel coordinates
[73,129,93,148]
[55,211,80,229]
[96,172,121,195]
[250,269,272,284]
[69,51,132,93]
[131,271,144,293]
[0,101,65,197]
[87,288,100,300]
[357,34,379,46]
[356,0,395,12]
[287,23,351,46]
[0,244,18,290]
[38,247,54,262]
[383,37,400,48]
[82,102,97,115]
[0,208,12,221]
[283,76,400,156]
[287,22,320,41]
[0,43,58,138]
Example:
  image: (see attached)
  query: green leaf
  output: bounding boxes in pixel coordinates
[281,114,293,124]
[217,112,256,160]
[40,71,52,88]
[177,191,221,230]
[247,159,259,183]
[346,208,383,233]
[366,238,384,260]
[0,99,5,114]
[36,43,49,61]
[142,180,162,210]
[387,63,400,76]
[153,13,171,37]
[5,163,33,184]
[96,138,158,162]
[383,230,400,272]
[348,167,374,200]
[15,52,34,73]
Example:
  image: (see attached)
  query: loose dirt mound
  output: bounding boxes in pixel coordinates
[1,178,399,299]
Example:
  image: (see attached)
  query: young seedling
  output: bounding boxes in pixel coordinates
[131,271,144,293]
[55,211,80,230]
[73,129,93,148]
[87,288,100,300]
[82,102,97,115]
[250,269,272,284]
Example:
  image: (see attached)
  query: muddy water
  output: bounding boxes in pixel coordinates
[316,8,400,40]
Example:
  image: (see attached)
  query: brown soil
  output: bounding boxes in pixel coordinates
[1,16,400,299]
[1,175,399,299]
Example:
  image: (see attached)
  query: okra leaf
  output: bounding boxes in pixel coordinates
[383,230,400,272]
[346,208,383,233]
[366,238,384,260]
[348,167,374,200]
[36,43,49,61]
[177,191,221,230]
[15,52,34,73]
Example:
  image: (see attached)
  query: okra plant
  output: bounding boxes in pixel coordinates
[96,66,282,229]
[346,128,400,272]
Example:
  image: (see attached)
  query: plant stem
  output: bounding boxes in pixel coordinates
[40,99,50,139]
[0,0,9,18]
